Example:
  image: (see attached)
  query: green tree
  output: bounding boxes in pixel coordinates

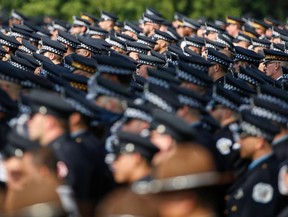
[0,0,287,23]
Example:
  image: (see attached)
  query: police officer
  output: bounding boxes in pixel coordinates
[111,131,159,184]
[263,49,288,81]
[207,85,249,174]
[132,142,230,217]
[65,88,115,216]
[207,48,233,85]
[25,89,92,213]
[225,110,285,217]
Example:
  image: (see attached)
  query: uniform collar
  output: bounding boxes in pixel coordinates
[70,129,87,138]
[272,134,288,146]
[248,153,273,170]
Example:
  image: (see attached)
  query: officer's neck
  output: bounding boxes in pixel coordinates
[70,123,88,134]
[40,127,66,146]
[220,115,237,127]
[252,145,273,162]
[273,127,288,143]
[128,160,152,184]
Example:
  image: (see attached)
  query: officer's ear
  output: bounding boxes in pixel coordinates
[275,62,281,70]
[84,50,91,58]
[69,112,82,126]
[2,45,9,53]
[223,108,233,119]
[176,105,189,119]
[255,137,265,150]
[214,63,220,71]
[158,40,166,48]
[133,152,143,165]
[48,52,55,60]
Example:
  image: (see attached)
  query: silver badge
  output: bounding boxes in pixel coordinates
[234,188,244,200]
[252,183,273,203]
[216,138,232,155]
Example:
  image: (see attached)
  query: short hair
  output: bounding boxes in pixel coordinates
[31,147,58,175]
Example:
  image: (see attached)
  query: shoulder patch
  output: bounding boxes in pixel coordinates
[234,188,244,200]
[216,138,232,155]
[252,183,273,203]
[232,142,241,150]
[278,165,288,195]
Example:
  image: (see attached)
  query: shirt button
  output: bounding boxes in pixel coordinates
[76,137,82,143]
[231,205,237,212]
[224,195,230,200]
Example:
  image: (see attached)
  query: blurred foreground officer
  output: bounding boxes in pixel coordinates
[132,143,231,217]
[66,88,115,217]
[26,89,91,212]
[149,110,196,166]
[98,11,118,32]
[207,85,248,174]
[112,131,159,184]
[96,187,158,217]
[277,161,288,217]
[2,131,79,217]
[0,88,18,150]
[4,202,68,217]
[225,110,285,217]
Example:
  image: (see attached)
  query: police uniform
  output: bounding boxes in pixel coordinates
[208,85,249,174]
[0,88,18,150]
[112,130,159,183]
[273,136,288,163]
[250,96,288,163]
[225,110,285,217]
[64,88,115,203]
[206,48,233,85]
[25,89,96,203]
[225,154,283,217]
[214,121,248,173]
[170,84,218,158]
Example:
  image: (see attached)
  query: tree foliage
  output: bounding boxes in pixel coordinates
[0,0,287,23]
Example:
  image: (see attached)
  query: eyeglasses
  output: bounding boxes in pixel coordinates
[210,104,226,111]
[239,131,253,139]
[263,61,279,66]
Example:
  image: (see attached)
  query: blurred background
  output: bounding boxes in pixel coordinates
[0,0,287,23]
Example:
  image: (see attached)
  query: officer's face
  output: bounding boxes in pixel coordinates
[208,105,226,124]
[187,45,201,55]
[233,60,248,73]
[27,113,47,142]
[128,51,139,61]
[239,135,257,159]
[70,25,84,35]
[150,131,176,166]
[99,20,114,31]
[112,153,137,183]
[121,119,149,134]
[226,24,238,37]
[4,156,25,191]
[263,61,278,78]
[76,48,91,58]
[143,22,159,37]
[235,41,250,49]
[206,32,218,41]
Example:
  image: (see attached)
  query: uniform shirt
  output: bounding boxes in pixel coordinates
[214,121,249,174]
[272,135,288,163]
[191,122,223,171]
[71,130,115,202]
[225,153,285,217]
[47,133,92,200]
